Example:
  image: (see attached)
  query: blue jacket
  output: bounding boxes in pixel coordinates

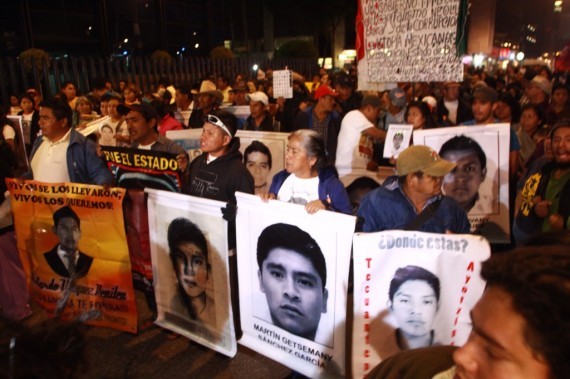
[269,167,353,215]
[26,129,113,185]
[357,181,470,233]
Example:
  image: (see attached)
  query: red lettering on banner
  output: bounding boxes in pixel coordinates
[450,261,475,343]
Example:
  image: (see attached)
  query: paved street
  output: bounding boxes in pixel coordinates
[8,291,293,379]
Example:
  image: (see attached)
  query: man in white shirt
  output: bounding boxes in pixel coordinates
[336,95,386,177]
[25,98,112,185]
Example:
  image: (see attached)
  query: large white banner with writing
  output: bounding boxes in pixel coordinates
[352,231,489,378]
[414,124,511,243]
[146,189,236,357]
[236,192,356,378]
[357,0,463,90]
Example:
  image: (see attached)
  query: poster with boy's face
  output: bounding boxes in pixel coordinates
[236,192,355,378]
[146,189,236,357]
[383,124,413,158]
[414,125,511,243]
[352,230,490,378]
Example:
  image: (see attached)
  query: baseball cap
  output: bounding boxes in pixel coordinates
[396,145,456,176]
[314,85,339,100]
[472,86,498,103]
[337,73,355,88]
[246,91,269,105]
[529,75,552,95]
[389,87,407,108]
[117,102,157,119]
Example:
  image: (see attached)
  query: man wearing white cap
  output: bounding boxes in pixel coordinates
[243,91,276,131]
[525,75,551,114]
[357,145,470,233]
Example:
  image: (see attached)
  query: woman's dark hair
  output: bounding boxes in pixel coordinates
[405,101,438,129]
[388,265,441,302]
[244,140,272,169]
[521,103,545,128]
[19,93,35,109]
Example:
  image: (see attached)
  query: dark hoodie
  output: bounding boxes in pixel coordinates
[183,137,254,249]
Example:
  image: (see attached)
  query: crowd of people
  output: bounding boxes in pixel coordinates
[1,63,569,378]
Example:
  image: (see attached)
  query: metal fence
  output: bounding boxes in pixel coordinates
[0,56,318,106]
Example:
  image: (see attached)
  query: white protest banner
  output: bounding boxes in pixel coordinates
[146,189,236,357]
[356,0,464,91]
[414,124,511,243]
[352,230,489,378]
[77,115,110,138]
[236,192,356,378]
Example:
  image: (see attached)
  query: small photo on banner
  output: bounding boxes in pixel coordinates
[101,146,182,192]
[236,192,356,378]
[146,189,236,357]
[383,124,413,158]
[414,124,511,243]
[6,179,137,333]
[352,230,490,378]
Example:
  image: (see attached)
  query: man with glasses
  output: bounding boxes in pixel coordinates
[357,145,470,233]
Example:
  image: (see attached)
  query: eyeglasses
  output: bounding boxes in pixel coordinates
[205,114,232,138]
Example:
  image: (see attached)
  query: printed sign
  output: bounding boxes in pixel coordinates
[236,192,356,378]
[352,230,489,378]
[7,179,137,332]
[414,124,511,242]
[147,189,236,357]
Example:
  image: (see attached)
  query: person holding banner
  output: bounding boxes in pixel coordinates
[256,223,328,342]
[388,265,440,351]
[167,217,215,328]
[265,129,352,215]
[357,145,470,233]
[25,98,113,185]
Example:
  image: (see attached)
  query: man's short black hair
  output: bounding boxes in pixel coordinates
[388,265,440,302]
[39,98,73,127]
[439,135,487,170]
[53,206,80,229]
[176,84,192,96]
[257,223,327,290]
[481,245,570,379]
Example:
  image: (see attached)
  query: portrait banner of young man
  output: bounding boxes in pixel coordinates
[146,188,236,357]
[6,179,137,333]
[352,230,490,378]
[235,192,356,378]
[414,124,511,243]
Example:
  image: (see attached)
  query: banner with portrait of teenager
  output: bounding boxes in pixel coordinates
[414,124,511,243]
[146,189,236,357]
[166,129,288,195]
[6,179,137,333]
[236,192,356,378]
[352,230,490,378]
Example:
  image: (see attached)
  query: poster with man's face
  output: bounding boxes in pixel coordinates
[236,192,355,378]
[352,230,490,378]
[414,125,511,243]
[383,124,413,158]
[146,189,236,357]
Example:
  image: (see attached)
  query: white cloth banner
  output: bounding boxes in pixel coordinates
[414,124,511,243]
[146,189,236,357]
[236,192,356,378]
[352,230,490,378]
